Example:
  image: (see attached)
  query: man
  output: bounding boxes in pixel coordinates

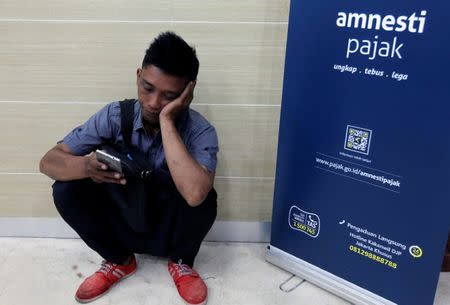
[40,32,218,305]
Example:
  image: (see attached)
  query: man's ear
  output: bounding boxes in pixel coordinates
[136,68,141,85]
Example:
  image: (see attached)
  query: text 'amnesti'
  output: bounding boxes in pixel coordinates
[336,10,427,60]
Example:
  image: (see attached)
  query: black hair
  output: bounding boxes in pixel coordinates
[142,31,199,81]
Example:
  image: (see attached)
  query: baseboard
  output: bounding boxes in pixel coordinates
[0,217,271,242]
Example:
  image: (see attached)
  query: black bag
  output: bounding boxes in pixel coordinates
[102,99,155,233]
[102,99,153,179]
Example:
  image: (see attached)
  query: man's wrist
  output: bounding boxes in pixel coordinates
[83,155,91,179]
[159,115,176,128]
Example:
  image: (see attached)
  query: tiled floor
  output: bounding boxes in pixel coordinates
[0,238,448,305]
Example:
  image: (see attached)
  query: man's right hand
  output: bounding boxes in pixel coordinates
[85,153,126,185]
[40,143,126,184]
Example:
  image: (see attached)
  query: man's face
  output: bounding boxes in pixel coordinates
[136,65,188,127]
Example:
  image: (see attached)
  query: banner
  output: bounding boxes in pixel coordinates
[266,1,450,304]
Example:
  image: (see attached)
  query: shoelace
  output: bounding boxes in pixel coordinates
[98,260,117,277]
[172,260,194,277]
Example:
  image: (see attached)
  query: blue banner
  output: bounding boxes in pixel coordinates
[269,1,450,304]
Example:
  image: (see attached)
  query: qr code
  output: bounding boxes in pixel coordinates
[344,125,372,155]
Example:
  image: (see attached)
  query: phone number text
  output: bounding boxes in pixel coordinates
[349,245,398,269]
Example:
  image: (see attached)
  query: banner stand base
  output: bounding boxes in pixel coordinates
[265,245,396,305]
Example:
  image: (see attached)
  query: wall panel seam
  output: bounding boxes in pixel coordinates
[0,101,281,107]
[0,18,287,25]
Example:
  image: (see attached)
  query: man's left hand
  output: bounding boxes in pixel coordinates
[160,81,195,123]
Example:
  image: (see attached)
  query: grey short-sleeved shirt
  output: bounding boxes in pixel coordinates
[62,100,219,172]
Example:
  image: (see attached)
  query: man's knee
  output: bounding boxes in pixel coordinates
[205,187,217,206]
[182,188,217,225]
[52,180,90,211]
[196,187,217,212]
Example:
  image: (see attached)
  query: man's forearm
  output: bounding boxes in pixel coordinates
[160,119,213,206]
[40,145,89,181]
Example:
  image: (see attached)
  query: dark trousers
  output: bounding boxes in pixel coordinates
[52,179,217,267]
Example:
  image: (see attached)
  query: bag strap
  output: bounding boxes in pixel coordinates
[118,99,154,180]
[119,99,136,148]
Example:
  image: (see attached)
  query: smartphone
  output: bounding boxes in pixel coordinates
[95,149,122,174]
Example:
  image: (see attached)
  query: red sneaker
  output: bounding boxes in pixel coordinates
[75,255,137,303]
[168,260,207,305]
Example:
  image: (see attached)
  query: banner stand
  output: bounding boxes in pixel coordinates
[266,246,395,305]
